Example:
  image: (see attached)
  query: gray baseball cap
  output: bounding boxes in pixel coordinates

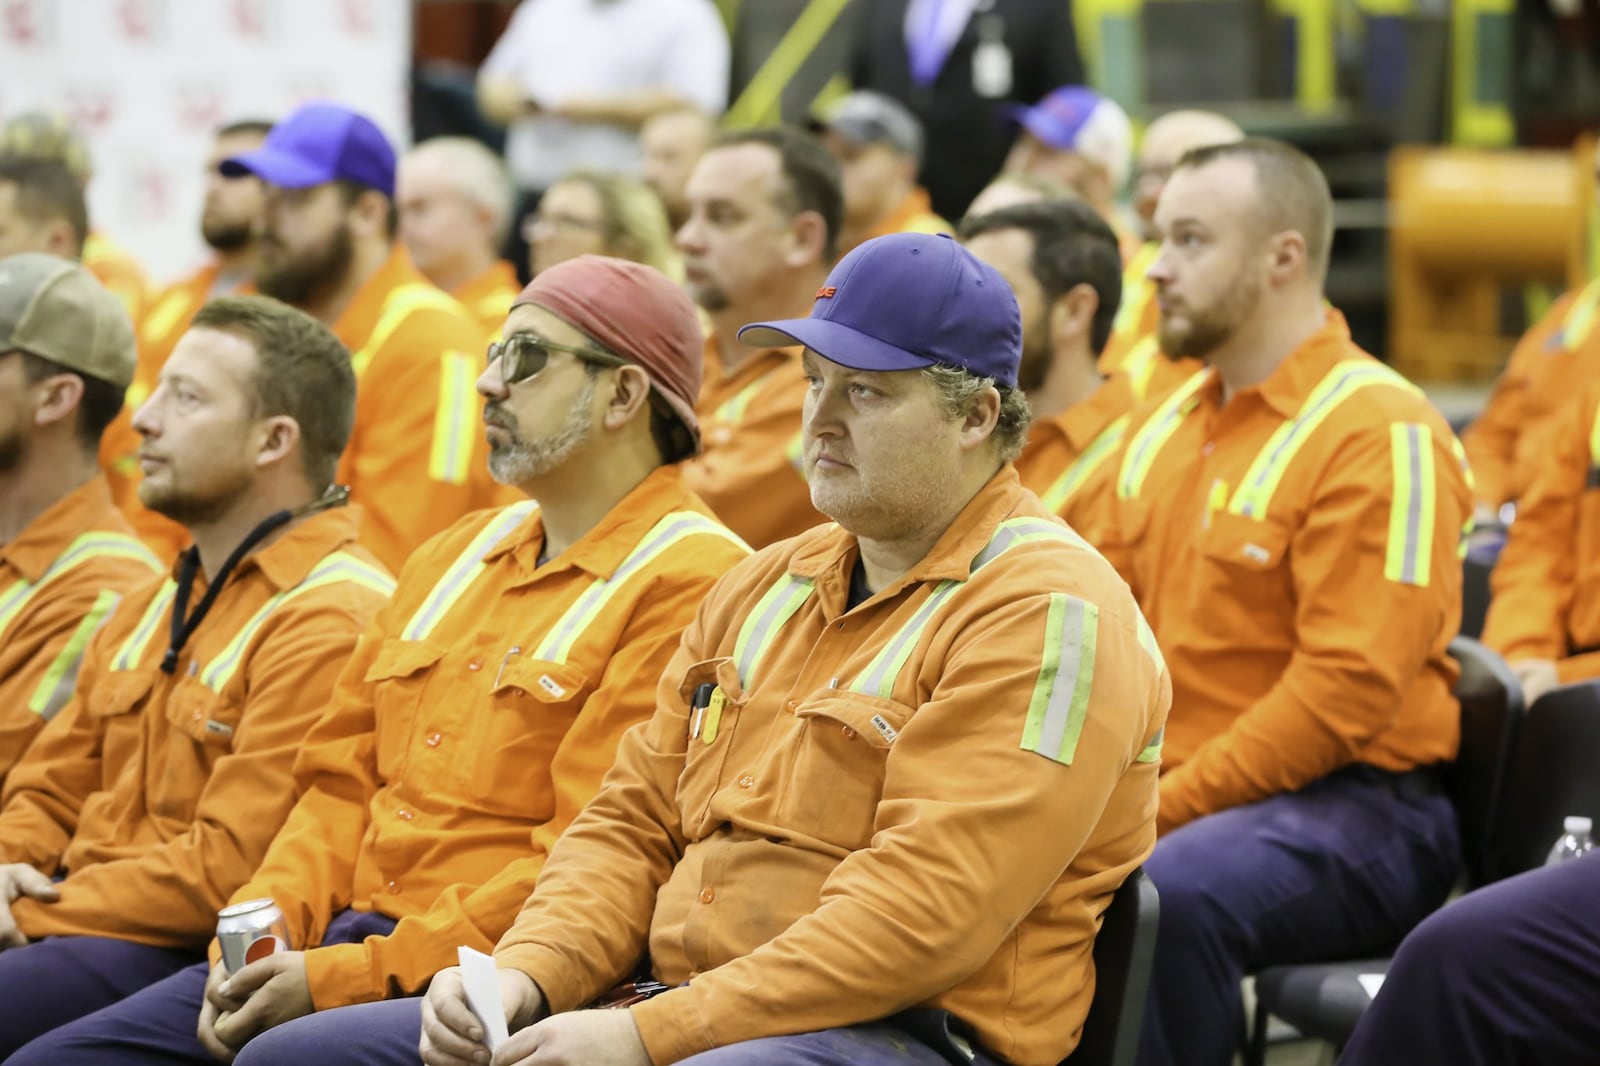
[0,253,136,387]
[812,91,925,162]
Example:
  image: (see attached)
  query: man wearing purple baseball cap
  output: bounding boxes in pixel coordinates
[412,231,1169,1066]
[220,102,499,573]
[1004,86,1135,255]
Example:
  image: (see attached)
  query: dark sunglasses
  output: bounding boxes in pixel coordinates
[486,333,630,385]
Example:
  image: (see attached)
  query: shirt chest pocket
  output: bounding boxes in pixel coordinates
[156,678,243,822]
[1199,511,1295,634]
[365,639,449,781]
[468,657,592,816]
[86,668,157,797]
[783,691,913,851]
[675,657,748,827]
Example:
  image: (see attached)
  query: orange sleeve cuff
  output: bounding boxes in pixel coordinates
[631,986,715,1065]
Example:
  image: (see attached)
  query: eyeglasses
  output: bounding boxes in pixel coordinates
[522,212,607,241]
[486,333,630,385]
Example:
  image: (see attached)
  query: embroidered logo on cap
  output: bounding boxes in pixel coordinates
[815,286,837,300]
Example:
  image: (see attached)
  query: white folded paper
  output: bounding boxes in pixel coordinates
[458,946,511,1051]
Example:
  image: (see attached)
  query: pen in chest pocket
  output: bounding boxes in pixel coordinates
[493,645,522,687]
[688,682,729,743]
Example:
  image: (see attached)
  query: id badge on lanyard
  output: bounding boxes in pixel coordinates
[971,10,1013,99]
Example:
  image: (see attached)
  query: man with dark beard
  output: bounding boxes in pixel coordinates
[5,257,748,1066]
[961,200,1135,549]
[0,293,394,1057]
[1099,139,1471,1066]
[105,120,274,558]
[0,254,162,782]
[221,103,495,574]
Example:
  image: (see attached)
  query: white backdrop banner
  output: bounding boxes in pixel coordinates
[0,0,411,284]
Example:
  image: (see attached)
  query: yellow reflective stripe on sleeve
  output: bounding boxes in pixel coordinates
[1040,414,1130,513]
[401,502,539,642]
[1116,370,1210,500]
[350,284,461,379]
[713,373,774,426]
[1121,337,1161,400]
[1228,361,1421,519]
[1560,278,1600,352]
[112,580,177,671]
[198,552,396,693]
[1134,610,1165,675]
[29,589,119,718]
[139,285,201,350]
[850,517,1088,699]
[1111,245,1159,343]
[428,351,478,486]
[1385,422,1437,587]
[0,532,161,637]
[732,574,815,688]
[1451,435,1475,558]
[533,513,749,664]
[1135,727,1164,764]
[1020,593,1099,766]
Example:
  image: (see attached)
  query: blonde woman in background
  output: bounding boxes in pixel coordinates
[523,170,681,280]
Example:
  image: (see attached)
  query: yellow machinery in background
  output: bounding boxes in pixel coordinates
[1388,138,1594,382]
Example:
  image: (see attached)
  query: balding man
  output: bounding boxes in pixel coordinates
[1100,109,1243,396]
[1103,139,1469,1066]
[397,137,522,338]
[640,106,715,232]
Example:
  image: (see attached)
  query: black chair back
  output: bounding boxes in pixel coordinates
[1063,867,1160,1066]
[1488,679,1600,879]
[1442,636,1524,887]
[1459,555,1495,640]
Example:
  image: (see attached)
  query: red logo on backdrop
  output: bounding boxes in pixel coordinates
[116,0,157,42]
[64,91,116,134]
[815,286,837,300]
[229,0,266,40]
[176,86,224,133]
[339,0,375,38]
[2,0,40,45]
[136,167,173,223]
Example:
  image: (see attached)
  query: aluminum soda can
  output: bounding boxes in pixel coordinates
[217,898,289,975]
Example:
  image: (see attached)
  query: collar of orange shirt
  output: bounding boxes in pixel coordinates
[1031,372,1137,455]
[164,505,369,592]
[480,465,702,581]
[697,333,801,408]
[0,475,121,583]
[331,246,437,350]
[1225,308,1358,419]
[783,464,1026,607]
[862,185,947,245]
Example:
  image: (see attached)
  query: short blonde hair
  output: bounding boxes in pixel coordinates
[554,170,682,281]
[921,365,1032,463]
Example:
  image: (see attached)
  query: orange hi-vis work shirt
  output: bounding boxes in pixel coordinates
[684,335,823,548]
[494,468,1170,1066]
[331,247,501,573]
[83,229,150,326]
[1464,280,1600,510]
[1483,378,1600,684]
[104,262,254,560]
[1013,374,1137,548]
[1104,315,1470,833]
[220,468,749,1009]
[0,477,162,780]
[451,260,522,340]
[0,508,394,948]
[843,186,951,257]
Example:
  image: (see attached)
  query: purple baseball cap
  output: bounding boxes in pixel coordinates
[738,232,1021,388]
[1007,86,1133,190]
[220,102,395,198]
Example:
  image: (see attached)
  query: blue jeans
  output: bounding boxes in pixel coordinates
[230,999,992,1066]
[6,908,398,1064]
[1137,765,1460,1066]
[1341,851,1600,1065]
[0,934,197,1056]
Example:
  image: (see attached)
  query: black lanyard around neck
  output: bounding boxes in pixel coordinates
[159,486,350,676]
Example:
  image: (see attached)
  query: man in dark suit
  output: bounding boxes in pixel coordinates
[850,0,1084,221]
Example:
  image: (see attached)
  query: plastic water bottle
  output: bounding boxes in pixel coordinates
[1545,816,1596,865]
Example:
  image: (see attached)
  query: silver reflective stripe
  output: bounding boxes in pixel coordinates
[732,574,816,687]
[401,502,537,642]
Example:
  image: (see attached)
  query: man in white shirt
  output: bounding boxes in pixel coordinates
[477,0,729,227]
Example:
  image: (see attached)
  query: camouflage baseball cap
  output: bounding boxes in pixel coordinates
[0,253,135,387]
